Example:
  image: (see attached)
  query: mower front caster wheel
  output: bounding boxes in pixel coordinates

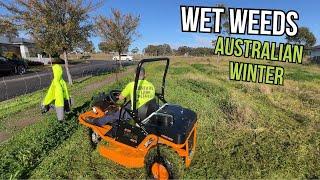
[86,128,100,149]
[145,145,185,179]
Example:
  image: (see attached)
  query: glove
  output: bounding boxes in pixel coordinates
[64,98,72,113]
[41,104,50,114]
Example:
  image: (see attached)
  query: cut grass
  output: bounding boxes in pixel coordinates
[0,69,130,132]
[0,70,132,179]
[0,56,319,178]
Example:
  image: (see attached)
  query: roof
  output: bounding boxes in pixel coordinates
[0,36,34,45]
[310,45,320,50]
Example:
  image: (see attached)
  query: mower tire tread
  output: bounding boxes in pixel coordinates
[145,145,185,179]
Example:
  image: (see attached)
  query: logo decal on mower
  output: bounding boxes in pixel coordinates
[144,138,154,147]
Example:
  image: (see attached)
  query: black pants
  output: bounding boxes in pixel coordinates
[94,104,131,126]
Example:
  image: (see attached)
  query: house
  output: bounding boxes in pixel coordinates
[0,36,34,58]
[0,36,50,64]
[310,45,320,62]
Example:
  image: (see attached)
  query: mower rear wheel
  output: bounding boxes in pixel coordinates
[145,145,185,179]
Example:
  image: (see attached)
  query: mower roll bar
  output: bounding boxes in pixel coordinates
[130,57,170,122]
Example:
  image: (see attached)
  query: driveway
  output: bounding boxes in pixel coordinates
[0,60,134,101]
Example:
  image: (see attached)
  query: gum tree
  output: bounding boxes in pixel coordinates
[80,40,95,53]
[0,0,99,85]
[285,27,316,48]
[98,41,116,53]
[285,27,316,57]
[96,9,140,68]
[131,47,139,54]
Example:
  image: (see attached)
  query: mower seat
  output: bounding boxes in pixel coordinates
[137,99,159,121]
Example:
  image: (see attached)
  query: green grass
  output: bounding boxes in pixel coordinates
[0,70,124,131]
[0,69,132,178]
[285,69,320,81]
[0,56,319,179]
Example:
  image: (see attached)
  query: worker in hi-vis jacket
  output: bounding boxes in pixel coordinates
[41,63,71,121]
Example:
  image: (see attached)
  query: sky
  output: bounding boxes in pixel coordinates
[1,0,320,52]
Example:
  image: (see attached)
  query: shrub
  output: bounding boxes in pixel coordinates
[4,51,19,59]
[80,55,91,59]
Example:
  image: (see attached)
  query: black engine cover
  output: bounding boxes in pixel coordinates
[144,104,197,144]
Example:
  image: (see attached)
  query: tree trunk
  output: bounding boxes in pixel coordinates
[63,51,73,85]
[49,54,52,65]
[118,51,123,69]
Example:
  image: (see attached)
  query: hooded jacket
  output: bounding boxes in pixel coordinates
[43,64,70,107]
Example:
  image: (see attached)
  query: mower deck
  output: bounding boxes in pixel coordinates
[79,111,157,168]
[99,143,145,168]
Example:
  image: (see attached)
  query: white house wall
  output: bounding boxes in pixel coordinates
[310,50,320,57]
[20,44,30,58]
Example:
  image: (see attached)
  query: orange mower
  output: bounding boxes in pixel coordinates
[78,58,197,179]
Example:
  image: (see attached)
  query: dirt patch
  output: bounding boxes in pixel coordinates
[6,110,43,130]
[259,85,272,94]
[219,97,256,126]
[0,131,10,142]
[0,107,42,142]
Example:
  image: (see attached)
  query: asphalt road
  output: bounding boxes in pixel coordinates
[0,60,134,102]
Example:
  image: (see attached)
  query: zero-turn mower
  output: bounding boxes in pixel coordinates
[78,58,197,179]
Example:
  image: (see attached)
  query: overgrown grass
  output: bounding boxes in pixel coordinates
[0,56,319,178]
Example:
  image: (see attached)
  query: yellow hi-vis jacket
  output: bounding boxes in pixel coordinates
[43,64,70,107]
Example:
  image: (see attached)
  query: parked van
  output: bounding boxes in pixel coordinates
[112,54,133,61]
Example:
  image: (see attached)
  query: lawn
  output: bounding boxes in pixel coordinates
[0,56,319,179]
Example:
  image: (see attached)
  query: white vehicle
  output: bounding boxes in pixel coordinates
[112,54,133,61]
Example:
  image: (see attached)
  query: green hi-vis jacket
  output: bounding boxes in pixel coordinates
[120,80,155,109]
[43,64,70,107]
